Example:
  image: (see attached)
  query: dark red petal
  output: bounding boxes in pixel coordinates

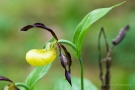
[59,53,68,68]
[65,70,72,86]
[0,76,20,90]
[0,76,13,82]
[20,25,33,31]
[33,23,58,40]
[20,23,58,40]
[60,44,72,73]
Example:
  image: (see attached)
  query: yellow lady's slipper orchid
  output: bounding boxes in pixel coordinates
[26,49,56,66]
[21,23,72,85]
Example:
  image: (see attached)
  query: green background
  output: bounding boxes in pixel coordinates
[0,0,135,90]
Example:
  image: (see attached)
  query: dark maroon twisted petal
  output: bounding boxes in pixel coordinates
[60,44,72,73]
[20,23,58,41]
[57,43,72,86]
[65,70,72,86]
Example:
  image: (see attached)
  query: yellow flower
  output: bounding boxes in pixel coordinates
[21,23,72,85]
[26,49,56,66]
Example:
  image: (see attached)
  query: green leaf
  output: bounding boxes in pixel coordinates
[25,64,51,89]
[73,2,125,55]
[53,77,98,90]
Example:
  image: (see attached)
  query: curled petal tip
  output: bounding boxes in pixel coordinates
[0,76,13,82]
[65,70,72,86]
[21,23,58,40]
[20,25,33,31]
[20,23,46,31]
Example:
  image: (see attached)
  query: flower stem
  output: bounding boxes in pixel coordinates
[78,57,84,90]
[15,82,30,90]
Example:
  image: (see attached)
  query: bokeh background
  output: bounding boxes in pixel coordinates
[0,0,135,90]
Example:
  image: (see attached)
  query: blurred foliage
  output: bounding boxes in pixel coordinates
[0,0,135,90]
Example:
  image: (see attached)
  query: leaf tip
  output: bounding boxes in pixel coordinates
[113,1,126,8]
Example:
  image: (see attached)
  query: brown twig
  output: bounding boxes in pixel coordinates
[98,27,109,90]
[98,25,129,90]
[104,45,114,90]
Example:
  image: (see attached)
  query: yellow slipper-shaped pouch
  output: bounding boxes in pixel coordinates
[26,49,56,66]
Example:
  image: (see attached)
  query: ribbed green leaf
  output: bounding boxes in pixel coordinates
[53,77,98,90]
[25,64,51,89]
[73,2,125,55]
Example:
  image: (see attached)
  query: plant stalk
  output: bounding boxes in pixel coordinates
[78,57,84,90]
[15,83,30,90]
